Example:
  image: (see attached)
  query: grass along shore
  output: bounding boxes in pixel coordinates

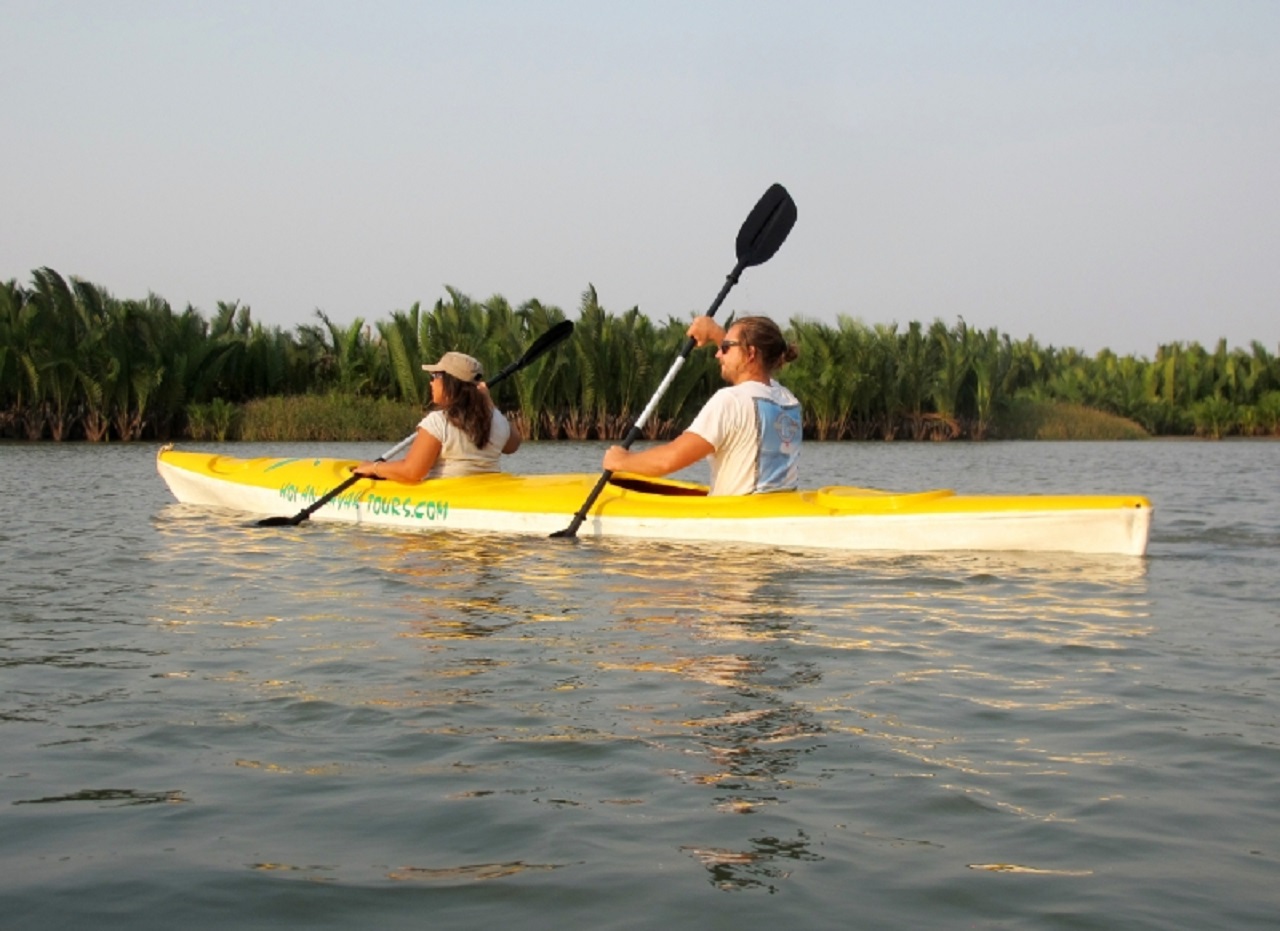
[185,395,1151,443]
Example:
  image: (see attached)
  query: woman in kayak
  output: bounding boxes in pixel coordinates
[602,315,801,495]
[352,351,521,482]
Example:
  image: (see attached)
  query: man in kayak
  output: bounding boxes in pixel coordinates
[352,351,521,482]
[603,315,801,495]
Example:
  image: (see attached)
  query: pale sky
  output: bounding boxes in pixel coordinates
[4,1,1277,358]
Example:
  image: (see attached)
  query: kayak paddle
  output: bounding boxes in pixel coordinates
[550,182,798,539]
[257,318,575,527]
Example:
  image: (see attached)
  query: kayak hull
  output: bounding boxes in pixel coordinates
[156,447,1153,556]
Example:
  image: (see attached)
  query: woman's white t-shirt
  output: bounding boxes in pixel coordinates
[418,407,512,478]
[686,380,802,495]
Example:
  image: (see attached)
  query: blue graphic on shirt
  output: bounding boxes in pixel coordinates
[754,398,802,492]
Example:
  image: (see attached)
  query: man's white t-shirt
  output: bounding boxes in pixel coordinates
[686,380,802,495]
[418,408,512,478]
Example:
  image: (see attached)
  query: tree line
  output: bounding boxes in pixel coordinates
[3,267,1279,443]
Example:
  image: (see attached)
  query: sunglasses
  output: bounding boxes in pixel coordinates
[718,339,743,353]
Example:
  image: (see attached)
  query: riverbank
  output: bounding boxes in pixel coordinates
[196,396,1155,442]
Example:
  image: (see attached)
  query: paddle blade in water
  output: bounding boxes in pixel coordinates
[256,515,301,527]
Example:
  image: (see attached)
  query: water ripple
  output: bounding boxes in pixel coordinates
[3,441,1279,929]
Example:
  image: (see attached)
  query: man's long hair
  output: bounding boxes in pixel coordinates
[734,315,799,373]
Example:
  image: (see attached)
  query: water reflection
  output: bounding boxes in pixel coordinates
[7,441,1280,924]
[581,542,833,890]
[380,531,583,640]
[142,508,1158,891]
[13,788,187,806]
[386,860,569,882]
[683,832,823,892]
[576,538,1156,890]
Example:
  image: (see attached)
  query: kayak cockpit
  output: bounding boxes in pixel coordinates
[607,475,709,497]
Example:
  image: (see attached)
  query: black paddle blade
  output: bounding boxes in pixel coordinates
[521,319,574,364]
[484,319,575,387]
[735,183,797,269]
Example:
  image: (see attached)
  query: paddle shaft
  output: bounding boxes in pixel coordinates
[270,433,417,526]
[259,320,574,527]
[552,266,746,538]
[551,183,796,539]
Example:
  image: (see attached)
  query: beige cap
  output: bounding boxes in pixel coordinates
[422,351,483,382]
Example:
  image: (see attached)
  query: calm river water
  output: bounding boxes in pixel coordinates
[1,440,1277,929]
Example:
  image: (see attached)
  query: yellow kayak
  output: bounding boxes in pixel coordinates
[156,446,1153,556]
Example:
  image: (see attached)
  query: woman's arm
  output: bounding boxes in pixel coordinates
[352,427,442,482]
[500,414,521,455]
[480,383,522,455]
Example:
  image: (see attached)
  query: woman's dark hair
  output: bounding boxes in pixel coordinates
[436,373,492,448]
[733,315,799,373]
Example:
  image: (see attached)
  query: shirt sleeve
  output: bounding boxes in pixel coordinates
[420,410,448,443]
[687,389,731,448]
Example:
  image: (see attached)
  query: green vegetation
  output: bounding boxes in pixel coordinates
[3,267,1278,443]
[992,399,1151,440]
[235,395,421,442]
